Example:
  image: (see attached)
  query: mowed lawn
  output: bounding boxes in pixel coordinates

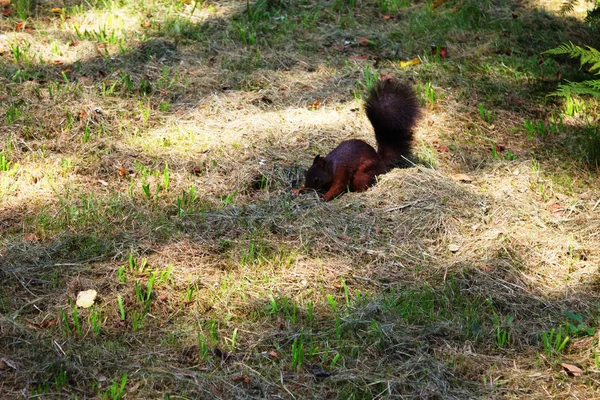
[2,0,600,398]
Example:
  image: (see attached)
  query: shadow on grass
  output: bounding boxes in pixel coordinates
[2,0,600,397]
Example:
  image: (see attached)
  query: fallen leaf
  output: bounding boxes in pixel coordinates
[438,145,449,152]
[480,264,496,273]
[269,350,278,358]
[383,15,391,20]
[0,358,18,370]
[2,7,13,16]
[15,22,25,31]
[69,41,82,47]
[448,244,460,253]
[491,143,506,152]
[23,233,38,241]
[307,99,321,110]
[39,318,56,328]
[432,0,446,8]
[51,7,63,14]
[511,11,518,18]
[431,45,448,58]
[561,363,583,377]
[399,58,420,67]
[549,203,564,216]
[53,60,64,65]
[76,289,97,308]
[62,69,72,74]
[451,173,473,182]
[358,36,371,47]
[540,72,563,82]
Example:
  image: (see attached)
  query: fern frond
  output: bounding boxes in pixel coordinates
[559,0,577,15]
[545,42,600,72]
[550,81,600,98]
[544,41,583,57]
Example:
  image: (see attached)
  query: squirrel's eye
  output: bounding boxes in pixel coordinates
[313,177,321,184]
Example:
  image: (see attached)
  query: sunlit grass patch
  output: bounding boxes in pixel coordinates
[2,0,600,398]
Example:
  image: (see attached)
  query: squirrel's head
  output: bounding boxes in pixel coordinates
[304,155,333,192]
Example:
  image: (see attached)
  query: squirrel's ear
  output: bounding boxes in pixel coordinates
[313,155,325,166]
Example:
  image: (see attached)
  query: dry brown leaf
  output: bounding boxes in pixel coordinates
[451,174,473,182]
[540,72,563,82]
[432,0,446,8]
[549,203,564,216]
[561,363,583,377]
[358,36,370,47]
[269,350,278,358]
[23,233,38,241]
[15,22,25,31]
[307,100,321,110]
[51,7,63,14]
[39,318,56,329]
[0,358,18,370]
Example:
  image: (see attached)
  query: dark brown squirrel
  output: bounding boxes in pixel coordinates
[303,79,420,201]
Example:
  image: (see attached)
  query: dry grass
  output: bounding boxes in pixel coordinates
[2,0,600,398]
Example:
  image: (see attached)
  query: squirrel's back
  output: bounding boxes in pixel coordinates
[365,79,420,170]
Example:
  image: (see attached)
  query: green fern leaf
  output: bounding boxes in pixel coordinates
[551,81,600,98]
[559,0,577,15]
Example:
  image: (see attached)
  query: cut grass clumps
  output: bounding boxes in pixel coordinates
[2,0,600,398]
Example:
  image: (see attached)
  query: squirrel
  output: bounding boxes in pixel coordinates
[303,79,420,201]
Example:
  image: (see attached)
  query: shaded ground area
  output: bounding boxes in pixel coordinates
[2,0,600,398]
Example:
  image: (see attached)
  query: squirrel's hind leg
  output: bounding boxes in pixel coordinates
[352,162,382,192]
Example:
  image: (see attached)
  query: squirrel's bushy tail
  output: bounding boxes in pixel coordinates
[365,79,420,170]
